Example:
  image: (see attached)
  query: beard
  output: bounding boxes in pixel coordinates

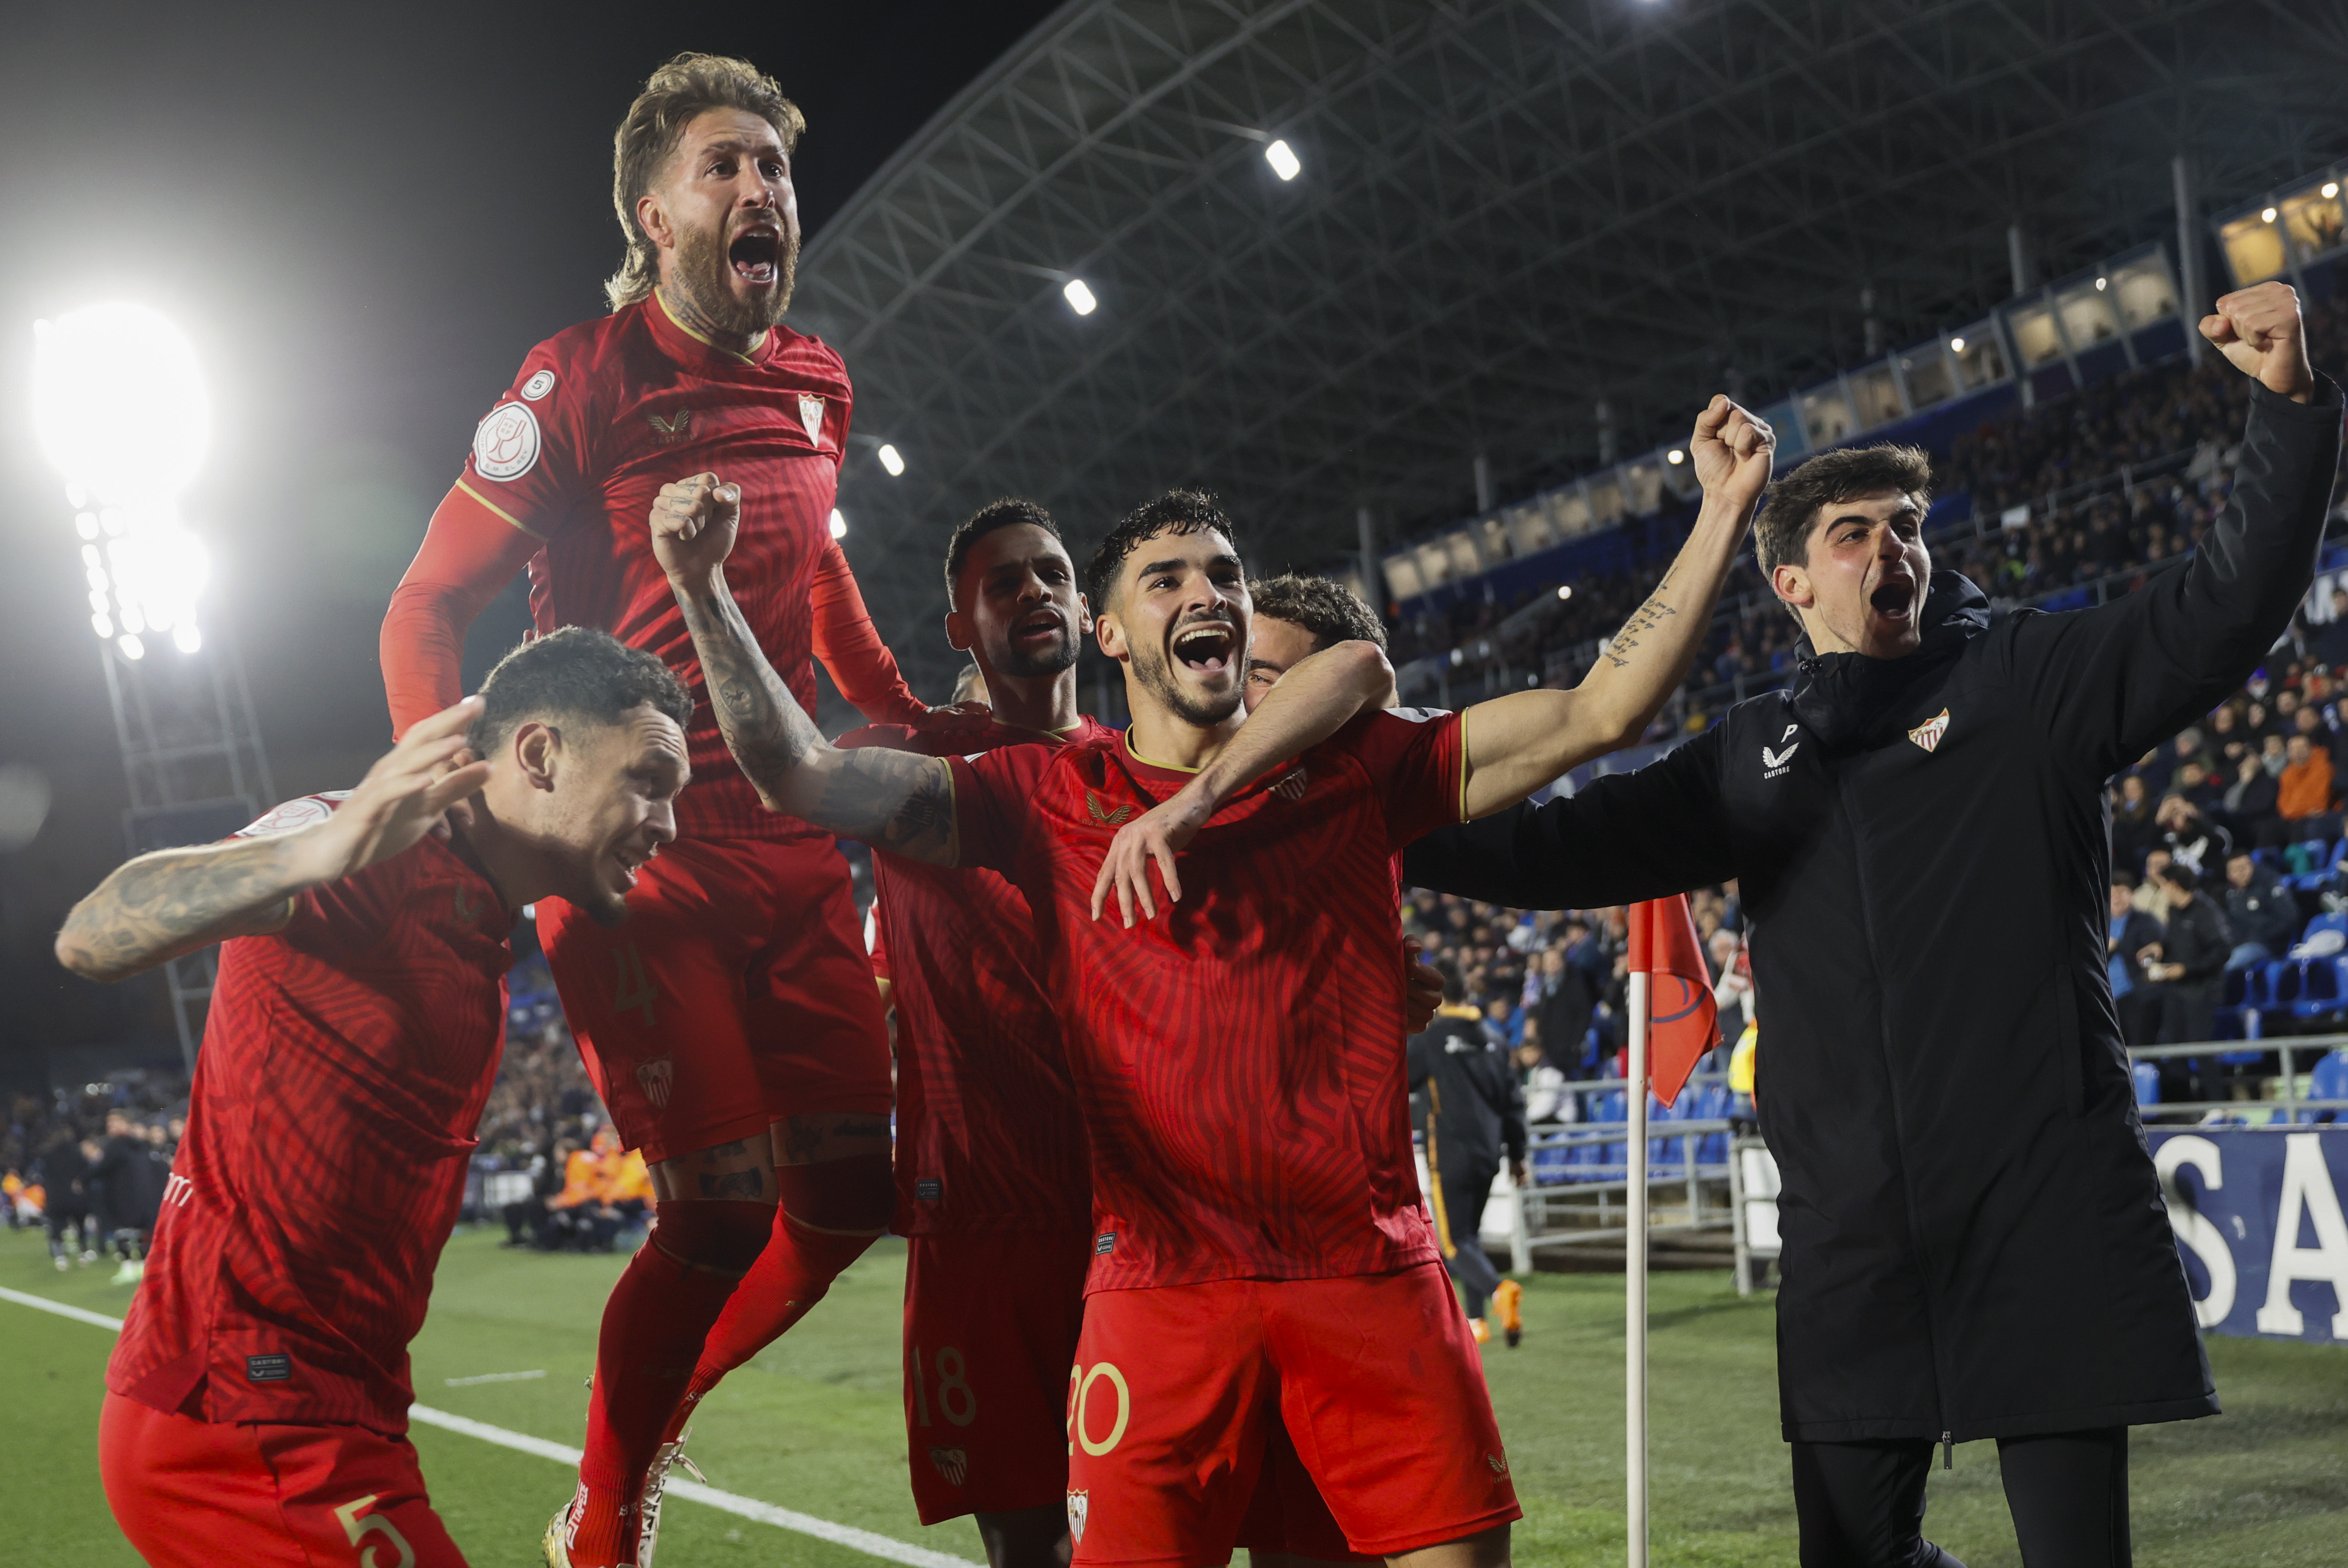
[584,891,632,929]
[672,218,798,338]
[986,620,1081,680]
[1130,637,1242,729]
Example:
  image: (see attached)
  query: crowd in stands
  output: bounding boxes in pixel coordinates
[1389,294,2348,743]
[2,1074,185,1278]
[498,1125,653,1253]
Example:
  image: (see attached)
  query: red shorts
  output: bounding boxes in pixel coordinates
[1064,1263,1519,1567]
[1234,1420,1379,1564]
[98,1391,467,1568]
[904,1227,1093,1525]
[540,836,890,1164]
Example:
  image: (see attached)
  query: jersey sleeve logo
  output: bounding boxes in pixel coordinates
[234,791,352,839]
[519,369,556,401]
[472,402,541,481]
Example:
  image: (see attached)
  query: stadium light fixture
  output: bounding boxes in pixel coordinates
[2262,206,2278,223]
[2327,182,2342,200]
[1264,140,1301,181]
[2094,276,2108,291]
[1556,585,1574,601]
[32,303,212,660]
[828,508,848,540]
[1949,335,1966,353]
[1064,279,1098,315]
[1666,448,1685,465]
[876,443,906,477]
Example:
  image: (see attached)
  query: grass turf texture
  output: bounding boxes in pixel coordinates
[4,1223,2344,1567]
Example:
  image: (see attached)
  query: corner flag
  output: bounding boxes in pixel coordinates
[1626,895,1718,1108]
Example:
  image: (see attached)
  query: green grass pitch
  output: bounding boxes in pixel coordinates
[5,1224,2344,1566]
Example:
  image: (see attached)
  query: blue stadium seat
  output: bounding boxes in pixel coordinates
[2304,1049,2348,1124]
[2289,956,2348,1022]
[2132,1060,2161,1108]
[2301,910,2348,945]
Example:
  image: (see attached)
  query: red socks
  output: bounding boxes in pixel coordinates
[571,1199,771,1567]
[671,1155,892,1432]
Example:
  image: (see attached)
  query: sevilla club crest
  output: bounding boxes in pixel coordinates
[799,393,825,446]
[1907,708,1951,754]
[928,1447,969,1486]
[1066,1491,1089,1543]
[636,1057,675,1110]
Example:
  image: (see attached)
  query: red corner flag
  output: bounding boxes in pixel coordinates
[1627,895,1718,1108]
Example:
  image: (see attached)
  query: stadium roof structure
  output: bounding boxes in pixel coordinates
[793,0,2348,693]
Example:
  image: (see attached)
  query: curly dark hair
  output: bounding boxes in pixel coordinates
[1756,444,1935,581]
[943,497,1062,607]
[468,627,694,756]
[1249,573,1387,652]
[1084,489,1240,612]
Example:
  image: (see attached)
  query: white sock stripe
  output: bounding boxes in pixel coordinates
[2,1288,978,1568]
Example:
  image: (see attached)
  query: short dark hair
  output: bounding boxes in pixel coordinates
[468,627,693,757]
[943,497,1061,607]
[1756,444,1935,579]
[2111,872,2135,890]
[1249,573,1388,652]
[1433,956,1465,1004]
[2159,862,2200,893]
[1084,489,1239,611]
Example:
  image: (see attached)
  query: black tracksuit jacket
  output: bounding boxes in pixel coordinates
[1404,376,2342,1444]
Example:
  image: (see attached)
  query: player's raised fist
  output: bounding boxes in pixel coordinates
[650,472,743,582]
[1689,394,1775,516]
[2201,282,2314,402]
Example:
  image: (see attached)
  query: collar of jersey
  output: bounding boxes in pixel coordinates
[1122,729,1204,776]
[652,287,768,367]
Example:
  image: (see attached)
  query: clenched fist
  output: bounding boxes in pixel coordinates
[650,472,743,583]
[1689,394,1775,517]
[2200,282,2314,403]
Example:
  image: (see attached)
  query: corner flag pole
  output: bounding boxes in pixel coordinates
[1626,945,1651,1568]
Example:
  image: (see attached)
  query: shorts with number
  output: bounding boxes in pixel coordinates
[539,836,891,1165]
[904,1227,1093,1524]
[1064,1262,1519,1567]
[99,1390,468,1568]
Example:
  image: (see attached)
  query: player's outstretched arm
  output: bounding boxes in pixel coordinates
[1091,637,1391,924]
[1456,395,1771,818]
[652,475,960,865]
[55,700,491,983]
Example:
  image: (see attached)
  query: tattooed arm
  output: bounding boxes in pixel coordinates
[56,698,490,982]
[651,475,961,866]
[1457,395,1773,818]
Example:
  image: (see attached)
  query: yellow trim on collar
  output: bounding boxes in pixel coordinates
[654,287,764,364]
[1123,730,1204,775]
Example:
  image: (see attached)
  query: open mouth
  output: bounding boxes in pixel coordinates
[612,848,648,890]
[1869,576,1917,623]
[1171,619,1237,676]
[728,226,781,286]
[1013,608,1064,646]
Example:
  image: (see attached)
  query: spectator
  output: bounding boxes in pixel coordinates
[2133,848,2174,921]
[1517,1041,1570,1126]
[2107,877,2165,1048]
[1526,942,1596,1078]
[2110,773,2158,867]
[2139,863,2231,1050]
[502,1139,576,1249]
[2154,792,2232,875]
[2222,851,2298,974]
[2270,731,2339,847]
[2220,751,2279,837]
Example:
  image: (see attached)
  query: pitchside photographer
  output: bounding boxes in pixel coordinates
[1404,282,2341,1568]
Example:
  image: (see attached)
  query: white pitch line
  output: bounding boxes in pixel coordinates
[442,1368,548,1385]
[4,1285,978,1568]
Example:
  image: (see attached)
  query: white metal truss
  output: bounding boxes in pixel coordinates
[793,0,2348,693]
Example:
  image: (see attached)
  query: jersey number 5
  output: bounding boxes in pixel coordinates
[332,1495,417,1568]
[908,1343,976,1428]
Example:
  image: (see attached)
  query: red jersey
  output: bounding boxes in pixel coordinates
[841,709,1113,1235]
[948,708,1468,1291]
[108,794,513,1434]
[420,291,920,840]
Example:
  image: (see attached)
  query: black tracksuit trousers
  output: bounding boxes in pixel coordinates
[1791,1427,2129,1568]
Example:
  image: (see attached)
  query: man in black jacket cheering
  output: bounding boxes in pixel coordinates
[1404,282,2339,1568]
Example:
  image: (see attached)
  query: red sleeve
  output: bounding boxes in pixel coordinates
[1331,708,1467,851]
[868,886,891,981]
[380,485,544,738]
[811,540,926,724]
[945,747,1053,873]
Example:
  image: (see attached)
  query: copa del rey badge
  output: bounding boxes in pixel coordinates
[798,393,825,445]
[1908,708,1951,754]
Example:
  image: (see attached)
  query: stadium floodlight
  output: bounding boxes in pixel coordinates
[1666,448,1685,465]
[1949,335,1965,353]
[2262,206,2278,223]
[1556,585,1574,601]
[1264,140,1301,181]
[877,442,906,477]
[31,302,212,659]
[1063,279,1098,315]
[2095,276,2108,292]
[828,508,848,540]
[2327,183,2342,200]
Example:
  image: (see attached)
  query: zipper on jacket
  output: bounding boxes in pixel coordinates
[1941,1432,1953,1470]
[1842,760,1957,1454]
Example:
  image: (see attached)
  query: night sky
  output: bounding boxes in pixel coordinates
[0,0,1063,1068]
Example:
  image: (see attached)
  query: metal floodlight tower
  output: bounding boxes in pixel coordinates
[32,302,274,1073]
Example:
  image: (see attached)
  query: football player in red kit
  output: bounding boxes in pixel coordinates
[59,631,693,1568]
[375,56,925,1566]
[643,388,1771,1568]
